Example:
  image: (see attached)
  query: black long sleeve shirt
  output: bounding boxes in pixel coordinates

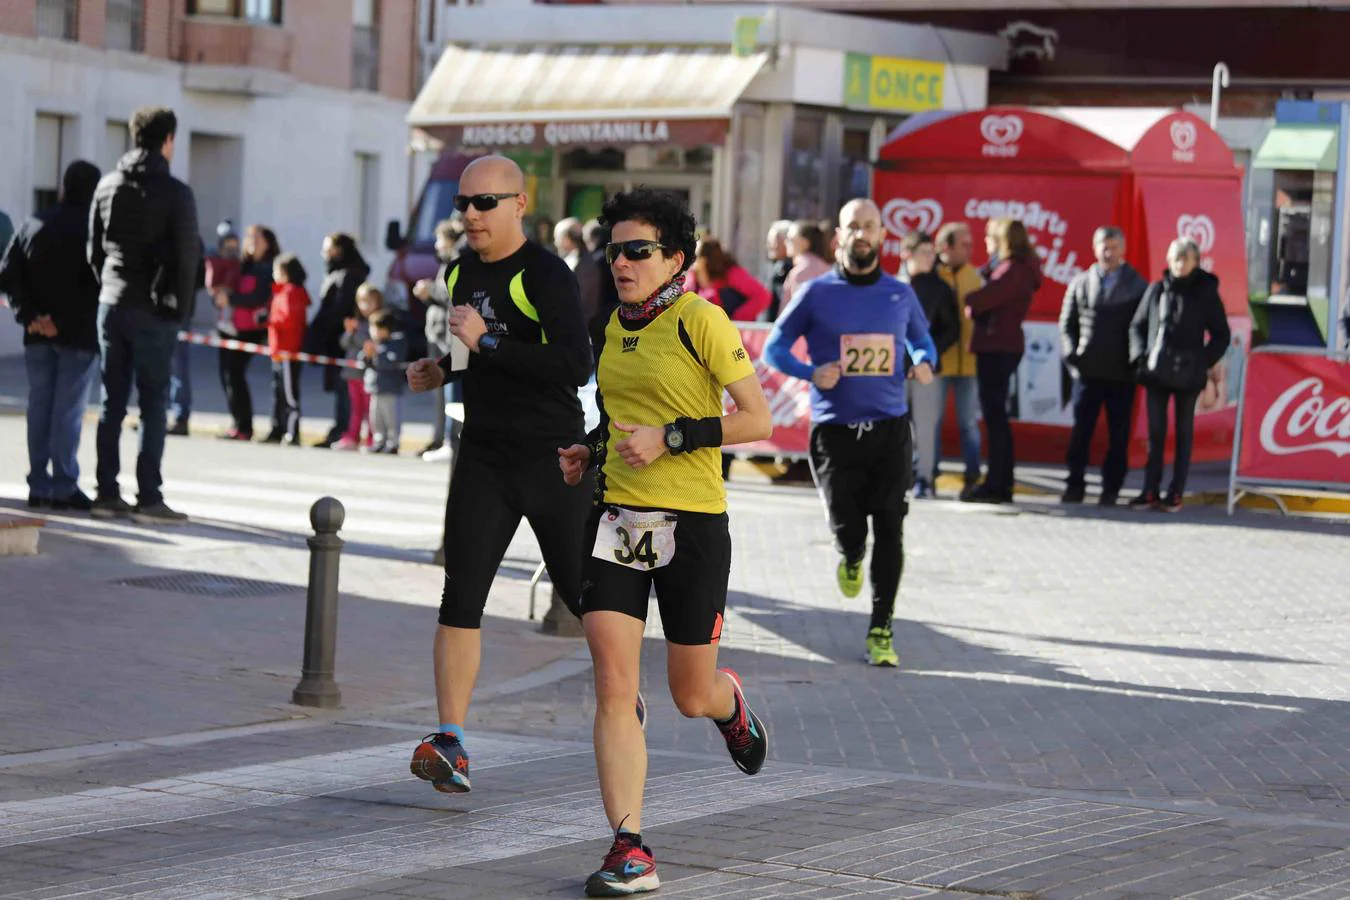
[437,240,592,464]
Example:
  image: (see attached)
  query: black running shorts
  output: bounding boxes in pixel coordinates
[579,503,731,646]
[439,451,594,629]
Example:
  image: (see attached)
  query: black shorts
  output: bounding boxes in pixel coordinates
[580,504,731,646]
[809,415,913,518]
[438,450,594,628]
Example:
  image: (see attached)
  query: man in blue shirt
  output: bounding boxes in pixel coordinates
[764,199,937,668]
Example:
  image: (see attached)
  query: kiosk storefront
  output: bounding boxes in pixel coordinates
[1249,99,1350,351]
[874,106,1251,465]
[406,5,1002,266]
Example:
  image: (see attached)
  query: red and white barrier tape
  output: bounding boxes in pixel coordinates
[2,296,403,370]
[175,330,366,369]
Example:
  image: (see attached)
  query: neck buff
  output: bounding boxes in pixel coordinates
[619,276,684,323]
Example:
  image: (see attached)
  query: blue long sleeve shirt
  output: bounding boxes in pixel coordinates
[764,266,937,425]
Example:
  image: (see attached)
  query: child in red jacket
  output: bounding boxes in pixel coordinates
[263,253,311,444]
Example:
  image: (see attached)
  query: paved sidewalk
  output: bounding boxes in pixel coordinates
[3,411,1350,897]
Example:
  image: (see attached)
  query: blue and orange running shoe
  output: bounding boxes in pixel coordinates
[716,668,768,775]
[409,733,471,793]
[585,831,659,897]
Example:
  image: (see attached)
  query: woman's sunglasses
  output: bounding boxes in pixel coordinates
[452,192,520,213]
[605,240,670,265]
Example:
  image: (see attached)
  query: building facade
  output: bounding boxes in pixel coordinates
[0,0,430,355]
[407,2,1005,272]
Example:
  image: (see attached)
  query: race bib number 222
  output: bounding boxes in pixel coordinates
[840,334,896,377]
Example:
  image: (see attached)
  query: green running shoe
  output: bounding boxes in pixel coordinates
[836,557,863,599]
[866,627,898,667]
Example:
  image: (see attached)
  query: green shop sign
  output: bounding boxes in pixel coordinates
[843,52,945,113]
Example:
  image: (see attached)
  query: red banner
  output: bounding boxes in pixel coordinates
[1237,351,1350,487]
[729,325,811,456]
[1135,176,1249,317]
[873,171,1119,320]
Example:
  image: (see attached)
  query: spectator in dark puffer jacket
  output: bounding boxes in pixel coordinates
[1127,237,1230,513]
[87,106,201,525]
[1059,226,1148,507]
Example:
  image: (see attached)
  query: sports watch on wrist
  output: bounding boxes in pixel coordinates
[663,422,686,454]
[478,333,501,354]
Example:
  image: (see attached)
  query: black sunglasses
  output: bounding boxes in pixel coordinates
[452,192,520,213]
[605,240,671,265]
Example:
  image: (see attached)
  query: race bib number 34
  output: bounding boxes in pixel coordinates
[841,334,896,377]
[593,507,677,571]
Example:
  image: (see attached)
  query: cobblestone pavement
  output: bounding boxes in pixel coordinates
[2,417,1349,897]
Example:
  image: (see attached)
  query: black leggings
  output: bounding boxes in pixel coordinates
[1144,386,1200,496]
[438,449,595,628]
[976,351,1022,494]
[271,360,302,441]
[218,330,264,435]
[809,416,911,632]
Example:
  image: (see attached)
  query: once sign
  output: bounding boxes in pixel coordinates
[843,52,945,113]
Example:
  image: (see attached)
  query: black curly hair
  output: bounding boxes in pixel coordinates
[599,187,698,275]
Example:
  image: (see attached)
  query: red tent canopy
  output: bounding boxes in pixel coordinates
[874,106,1250,464]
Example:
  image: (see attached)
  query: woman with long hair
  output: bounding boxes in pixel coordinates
[962,218,1042,504]
[308,232,370,447]
[217,224,279,440]
[684,237,771,322]
[780,219,832,309]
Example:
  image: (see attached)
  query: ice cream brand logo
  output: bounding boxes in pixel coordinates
[980,114,1023,157]
[1176,214,1215,253]
[1177,213,1216,271]
[1259,377,1350,458]
[1170,120,1197,163]
[881,198,944,238]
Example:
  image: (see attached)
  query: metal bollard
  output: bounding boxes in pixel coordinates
[292,497,345,708]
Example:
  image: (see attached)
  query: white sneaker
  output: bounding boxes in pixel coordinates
[422,444,454,462]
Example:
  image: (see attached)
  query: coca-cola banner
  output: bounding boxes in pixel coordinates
[874,172,1118,319]
[1236,350,1350,487]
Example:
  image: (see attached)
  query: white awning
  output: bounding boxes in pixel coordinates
[409,44,770,127]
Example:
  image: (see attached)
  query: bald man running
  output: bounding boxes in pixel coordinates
[404,156,597,792]
[764,199,937,668]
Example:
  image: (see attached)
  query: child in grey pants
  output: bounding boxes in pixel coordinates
[363,309,407,454]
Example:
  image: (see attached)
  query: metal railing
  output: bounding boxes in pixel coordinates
[352,24,379,92]
[35,0,77,41]
[106,0,145,53]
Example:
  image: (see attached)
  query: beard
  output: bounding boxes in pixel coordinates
[847,242,878,270]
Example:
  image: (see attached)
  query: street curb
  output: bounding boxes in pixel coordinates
[1193,490,1350,515]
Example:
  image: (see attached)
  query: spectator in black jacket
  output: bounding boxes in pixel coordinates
[898,229,960,499]
[216,224,279,440]
[88,107,200,525]
[583,217,619,333]
[764,219,793,322]
[1059,226,1149,506]
[1128,237,1231,513]
[0,160,102,511]
[307,231,370,447]
[413,217,465,462]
